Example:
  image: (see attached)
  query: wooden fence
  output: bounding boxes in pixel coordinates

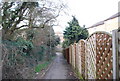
[85,33,97,79]
[77,40,85,78]
[63,31,120,79]
[112,29,120,79]
[96,32,112,79]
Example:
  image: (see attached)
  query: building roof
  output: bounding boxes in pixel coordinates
[88,21,104,29]
[104,12,120,21]
[87,12,120,29]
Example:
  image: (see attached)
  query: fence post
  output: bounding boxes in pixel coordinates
[85,40,88,79]
[112,30,119,79]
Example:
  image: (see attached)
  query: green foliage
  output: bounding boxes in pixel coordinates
[26,29,38,41]
[47,35,60,47]
[54,35,60,45]
[62,39,69,48]
[16,37,34,56]
[63,16,89,48]
[34,61,49,73]
[3,37,34,66]
[16,37,34,48]
[37,45,46,61]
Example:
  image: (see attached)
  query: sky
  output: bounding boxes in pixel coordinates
[53,0,120,33]
[0,0,119,33]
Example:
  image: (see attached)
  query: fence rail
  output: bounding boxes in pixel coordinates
[63,30,119,79]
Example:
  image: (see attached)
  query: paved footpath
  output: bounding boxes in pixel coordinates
[43,52,77,79]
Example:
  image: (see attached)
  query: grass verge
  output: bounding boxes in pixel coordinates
[34,55,56,73]
[34,61,50,73]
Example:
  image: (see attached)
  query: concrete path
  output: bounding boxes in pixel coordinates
[43,52,76,79]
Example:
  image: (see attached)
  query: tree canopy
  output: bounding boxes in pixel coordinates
[63,16,89,48]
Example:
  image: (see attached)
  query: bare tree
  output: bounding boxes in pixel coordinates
[1,1,67,40]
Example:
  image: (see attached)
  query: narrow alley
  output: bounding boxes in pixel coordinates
[43,52,77,79]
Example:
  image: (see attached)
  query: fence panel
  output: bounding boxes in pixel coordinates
[96,32,112,79]
[69,45,72,65]
[65,48,69,63]
[76,43,80,72]
[74,43,77,69]
[80,40,85,78]
[71,44,75,68]
[78,40,85,78]
[85,34,96,79]
[85,32,113,79]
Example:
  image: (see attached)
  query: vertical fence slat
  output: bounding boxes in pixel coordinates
[112,29,120,79]
[118,30,120,79]
[71,44,75,68]
[75,43,80,71]
[112,30,118,79]
[79,40,85,78]
[69,45,71,65]
[75,40,85,77]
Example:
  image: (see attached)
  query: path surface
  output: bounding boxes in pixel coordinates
[43,52,77,79]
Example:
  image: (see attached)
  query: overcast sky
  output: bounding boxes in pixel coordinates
[53,0,120,33]
[0,0,119,33]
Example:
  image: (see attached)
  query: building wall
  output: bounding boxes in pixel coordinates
[88,24,105,35]
[88,17,119,35]
[104,17,118,33]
